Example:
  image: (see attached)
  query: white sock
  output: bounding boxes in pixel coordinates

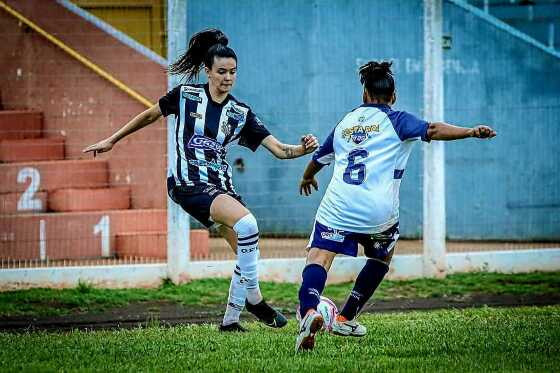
[222,265,246,326]
[234,214,263,305]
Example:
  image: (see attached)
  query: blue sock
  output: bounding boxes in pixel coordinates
[340,259,389,320]
[298,264,328,317]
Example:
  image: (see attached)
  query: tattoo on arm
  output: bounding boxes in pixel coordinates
[282,144,297,159]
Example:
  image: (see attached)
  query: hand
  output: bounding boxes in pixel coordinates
[83,138,114,157]
[300,134,319,154]
[469,125,496,139]
[299,177,318,196]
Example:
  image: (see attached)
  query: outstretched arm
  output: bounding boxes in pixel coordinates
[427,123,496,141]
[83,103,163,156]
[261,134,319,159]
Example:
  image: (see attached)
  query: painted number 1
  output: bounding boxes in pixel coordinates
[94,215,110,257]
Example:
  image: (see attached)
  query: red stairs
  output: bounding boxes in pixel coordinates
[0,111,208,262]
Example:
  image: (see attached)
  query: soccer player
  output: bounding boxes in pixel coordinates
[83,29,319,332]
[295,61,496,352]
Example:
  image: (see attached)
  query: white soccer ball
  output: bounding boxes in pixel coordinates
[296,296,338,332]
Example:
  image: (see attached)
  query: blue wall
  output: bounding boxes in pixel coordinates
[444,2,560,240]
[184,0,559,240]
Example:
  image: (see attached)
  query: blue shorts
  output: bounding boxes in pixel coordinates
[167,177,245,228]
[308,220,400,258]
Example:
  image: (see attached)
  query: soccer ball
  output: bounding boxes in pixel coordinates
[296,296,338,332]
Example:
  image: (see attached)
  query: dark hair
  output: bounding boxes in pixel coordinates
[168,28,237,81]
[359,61,395,103]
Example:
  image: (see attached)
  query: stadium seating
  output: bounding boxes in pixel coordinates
[469,0,560,50]
[0,110,208,261]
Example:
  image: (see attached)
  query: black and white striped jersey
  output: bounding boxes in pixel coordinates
[159,83,271,193]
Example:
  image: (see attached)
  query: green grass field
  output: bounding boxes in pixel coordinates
[0,306,558,372]
[1,271,558,317]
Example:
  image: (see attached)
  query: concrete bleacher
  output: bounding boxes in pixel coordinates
[0,110,208,262]
[0,1,211,263]
[468,0,560,49]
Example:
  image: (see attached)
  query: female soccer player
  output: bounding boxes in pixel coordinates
[83,29,319,332]
[295,61,496,351]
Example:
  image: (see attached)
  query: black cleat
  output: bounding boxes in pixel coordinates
[219,322,247,332]
[245,299,288,328]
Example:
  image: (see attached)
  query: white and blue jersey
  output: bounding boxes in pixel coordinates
[312,103,430,234]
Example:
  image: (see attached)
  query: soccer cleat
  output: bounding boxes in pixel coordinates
[218,322,247,332]
[245,299,288,328]
[295,310,324,352]
[331,315,367,337]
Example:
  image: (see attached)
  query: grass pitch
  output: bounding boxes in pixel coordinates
[0,306,558,372]
[1,271,558,317]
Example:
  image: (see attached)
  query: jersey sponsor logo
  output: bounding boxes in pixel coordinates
[188,135,225,153]
[320,229,345,242]
[226,106,245,121]
[184,86,203,93]
[254,115,264,127]
[342,124,380,145]
[203,185,220,196]
[351,130,368,145]
[190,112,203,119]
[220,120,232,137]
[188,159,228,172]
[182,91,203,103]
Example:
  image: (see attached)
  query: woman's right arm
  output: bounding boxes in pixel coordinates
[83,103,163,155]
[299,160,324,196]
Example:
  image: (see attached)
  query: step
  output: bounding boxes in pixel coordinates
[0,191,48,214]
[489,3,560,22]
[48,187,130,212]
[0,137,64,163]
[0,160,108,194]
[115,230,209,260]
[0,111,43,140]
[0,209,166,260]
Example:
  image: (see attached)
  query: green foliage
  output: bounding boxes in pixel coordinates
[0,272,558,318]
[0,306,558,371]
[76,280,92,294]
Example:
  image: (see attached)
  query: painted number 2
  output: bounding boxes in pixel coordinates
[343,149,368,185]
[17,167,42,211]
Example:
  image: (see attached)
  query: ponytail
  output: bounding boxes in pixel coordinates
[168,28,237,81]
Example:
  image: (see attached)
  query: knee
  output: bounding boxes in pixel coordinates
[306,248,334,270]
[233,213,258,237]
[364,246,394,266]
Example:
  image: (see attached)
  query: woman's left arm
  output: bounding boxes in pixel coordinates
[261,134,319,159]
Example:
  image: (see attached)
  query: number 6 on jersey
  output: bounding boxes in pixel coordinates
[343,149,368,185]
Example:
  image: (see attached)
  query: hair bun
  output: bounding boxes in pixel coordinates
[215,33,228,46]
[359,60,393,85]
[363,61,392,75]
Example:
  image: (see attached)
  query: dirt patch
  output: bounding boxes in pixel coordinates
[1,293,559,332]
